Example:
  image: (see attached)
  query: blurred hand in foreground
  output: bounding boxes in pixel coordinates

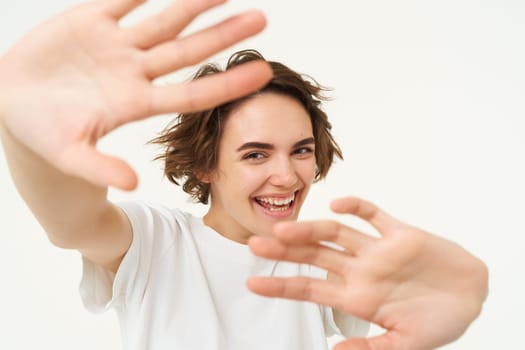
[248,197,488,350]
[0,0,272,190]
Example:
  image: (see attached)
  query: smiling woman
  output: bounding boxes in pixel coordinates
[203,93,318,242]
[0,0,491,350]
[76,49,370,349]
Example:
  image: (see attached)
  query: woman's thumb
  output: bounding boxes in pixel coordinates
[58,145,138,190]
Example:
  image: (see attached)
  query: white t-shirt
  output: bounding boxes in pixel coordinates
[79,202,369,350]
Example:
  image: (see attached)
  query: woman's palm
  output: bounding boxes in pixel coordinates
[1,0,271,189]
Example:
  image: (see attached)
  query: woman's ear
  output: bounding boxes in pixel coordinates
[199,174,211,183]
[195,168,214,183]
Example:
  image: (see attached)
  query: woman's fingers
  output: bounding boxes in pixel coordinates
[331,197,402,236]
[248,236,351,273]
[247,276,344,310]
[150,60,272,114]
[125,0,227,49]
[142,10,266,79]
[272,220,374,255]
[103,0,146,20]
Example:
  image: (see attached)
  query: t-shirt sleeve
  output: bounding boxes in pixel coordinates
[323,307,370,338]
[308,265,370,338]
[79,202,179,313]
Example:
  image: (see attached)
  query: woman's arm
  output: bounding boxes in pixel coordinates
[0,0,272,272]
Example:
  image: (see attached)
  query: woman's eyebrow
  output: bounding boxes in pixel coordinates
[236,137,315,152]
[294,137,315,148]
[236,142,274,152]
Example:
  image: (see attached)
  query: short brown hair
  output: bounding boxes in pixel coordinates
[152,50,343,204]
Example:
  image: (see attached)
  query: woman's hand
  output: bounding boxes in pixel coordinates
[0,0,271,190]
[248,197,488,350]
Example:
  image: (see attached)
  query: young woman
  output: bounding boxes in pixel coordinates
[0,0,488,349]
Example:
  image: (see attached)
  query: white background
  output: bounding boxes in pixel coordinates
[1,0,524,349]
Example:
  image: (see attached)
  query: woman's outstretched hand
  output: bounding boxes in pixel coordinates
[0,0,271,190]
[248,197,488,350]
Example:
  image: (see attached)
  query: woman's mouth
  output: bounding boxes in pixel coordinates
[253,191,298,216]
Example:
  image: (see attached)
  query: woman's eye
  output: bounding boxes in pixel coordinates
[243,152,266,160]
[294,147,314,155]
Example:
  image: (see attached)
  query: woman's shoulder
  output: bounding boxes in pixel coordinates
[115,200,197,236]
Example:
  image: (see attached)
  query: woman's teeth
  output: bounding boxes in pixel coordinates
[257,195,294,206]
[255,194,295,211]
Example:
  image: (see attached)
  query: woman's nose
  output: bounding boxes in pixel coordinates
[268,157,298,188]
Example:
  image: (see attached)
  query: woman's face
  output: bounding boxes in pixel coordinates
[204,92,317,243]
